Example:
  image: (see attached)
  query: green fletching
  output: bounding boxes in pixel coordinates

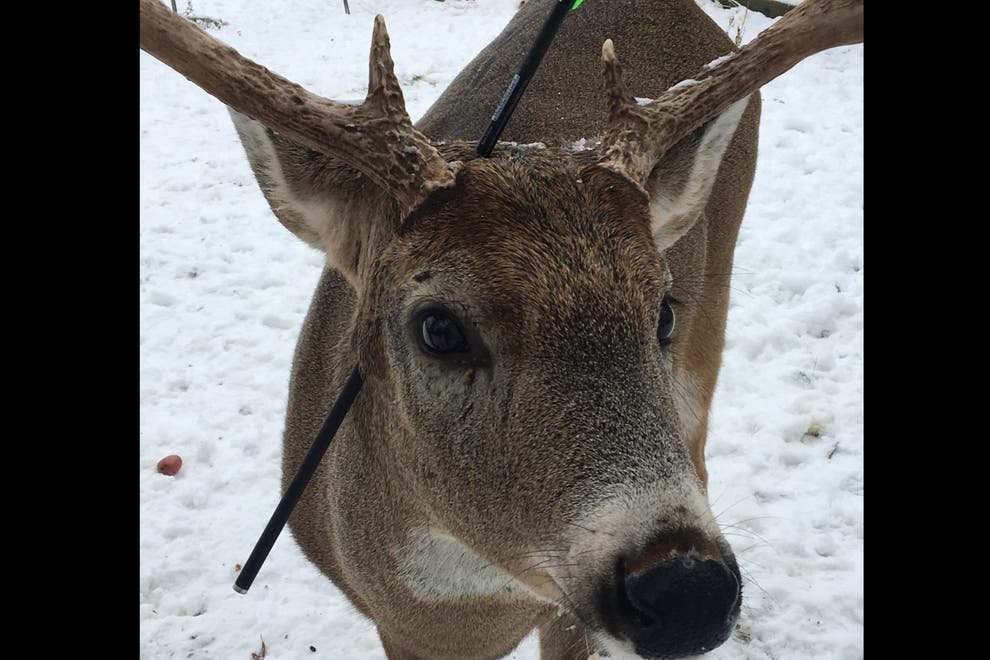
[572,0,584,9]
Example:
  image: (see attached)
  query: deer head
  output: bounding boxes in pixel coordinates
[140,0,862,657]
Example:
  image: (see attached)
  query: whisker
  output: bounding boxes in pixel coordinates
[707,486,729,511]
[720,515,782,526]
[712,494,757,520]
[565,520,617,537]
[739,565,777,607]
[735,554,770,572]
[719,531,771,549]
[718,523,777,553]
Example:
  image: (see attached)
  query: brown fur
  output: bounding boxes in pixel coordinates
[230,1,762,658]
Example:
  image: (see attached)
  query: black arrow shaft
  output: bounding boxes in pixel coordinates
[234,365,363,594]
[476,0,574,157]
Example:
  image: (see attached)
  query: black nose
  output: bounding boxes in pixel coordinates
[618,553,740,658]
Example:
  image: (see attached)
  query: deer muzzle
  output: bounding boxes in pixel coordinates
[600,528,741,658]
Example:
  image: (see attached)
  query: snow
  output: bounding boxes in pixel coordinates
[667,78,701,91]
[140,1,862,658]
[705,53,736,69]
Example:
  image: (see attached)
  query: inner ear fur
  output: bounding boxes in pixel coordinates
[645,97,750,252]
[229,109,399,288]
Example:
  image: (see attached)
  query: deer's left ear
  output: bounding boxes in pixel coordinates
[645,97,751,252]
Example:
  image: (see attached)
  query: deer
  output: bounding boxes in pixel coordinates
[140,0,863,657]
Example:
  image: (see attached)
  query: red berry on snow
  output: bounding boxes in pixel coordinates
[157,455,182,476]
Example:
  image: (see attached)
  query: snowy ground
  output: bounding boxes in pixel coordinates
[139,1,863,658]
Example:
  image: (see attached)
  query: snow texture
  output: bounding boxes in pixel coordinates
[140,1,862,658]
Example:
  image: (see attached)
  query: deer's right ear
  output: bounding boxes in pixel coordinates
[229,109,397,288]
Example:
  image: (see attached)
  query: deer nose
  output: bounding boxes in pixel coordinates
[617,552,740,657]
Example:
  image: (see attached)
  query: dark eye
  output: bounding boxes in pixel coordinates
[658,299,676,345]
[420,311,470,355]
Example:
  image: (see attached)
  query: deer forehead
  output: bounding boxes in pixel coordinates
[386,156,666,322]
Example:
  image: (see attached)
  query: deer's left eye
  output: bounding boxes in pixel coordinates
[657,299,676,345]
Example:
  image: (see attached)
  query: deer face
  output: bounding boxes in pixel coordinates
[345,149,741,656]
[375,154,671,529]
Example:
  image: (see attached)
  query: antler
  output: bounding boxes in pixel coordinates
[598,0,863,186]
[139,0,460,212]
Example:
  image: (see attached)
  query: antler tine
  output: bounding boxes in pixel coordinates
[367,16,404,112]
[139,0,459,212]
[599,38,672,190]
[602,39,637,115]
[598,0,863,187]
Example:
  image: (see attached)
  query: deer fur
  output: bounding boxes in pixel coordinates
[229,1,763,658]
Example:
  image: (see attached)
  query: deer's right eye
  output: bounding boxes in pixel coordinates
[418,310,470,356]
